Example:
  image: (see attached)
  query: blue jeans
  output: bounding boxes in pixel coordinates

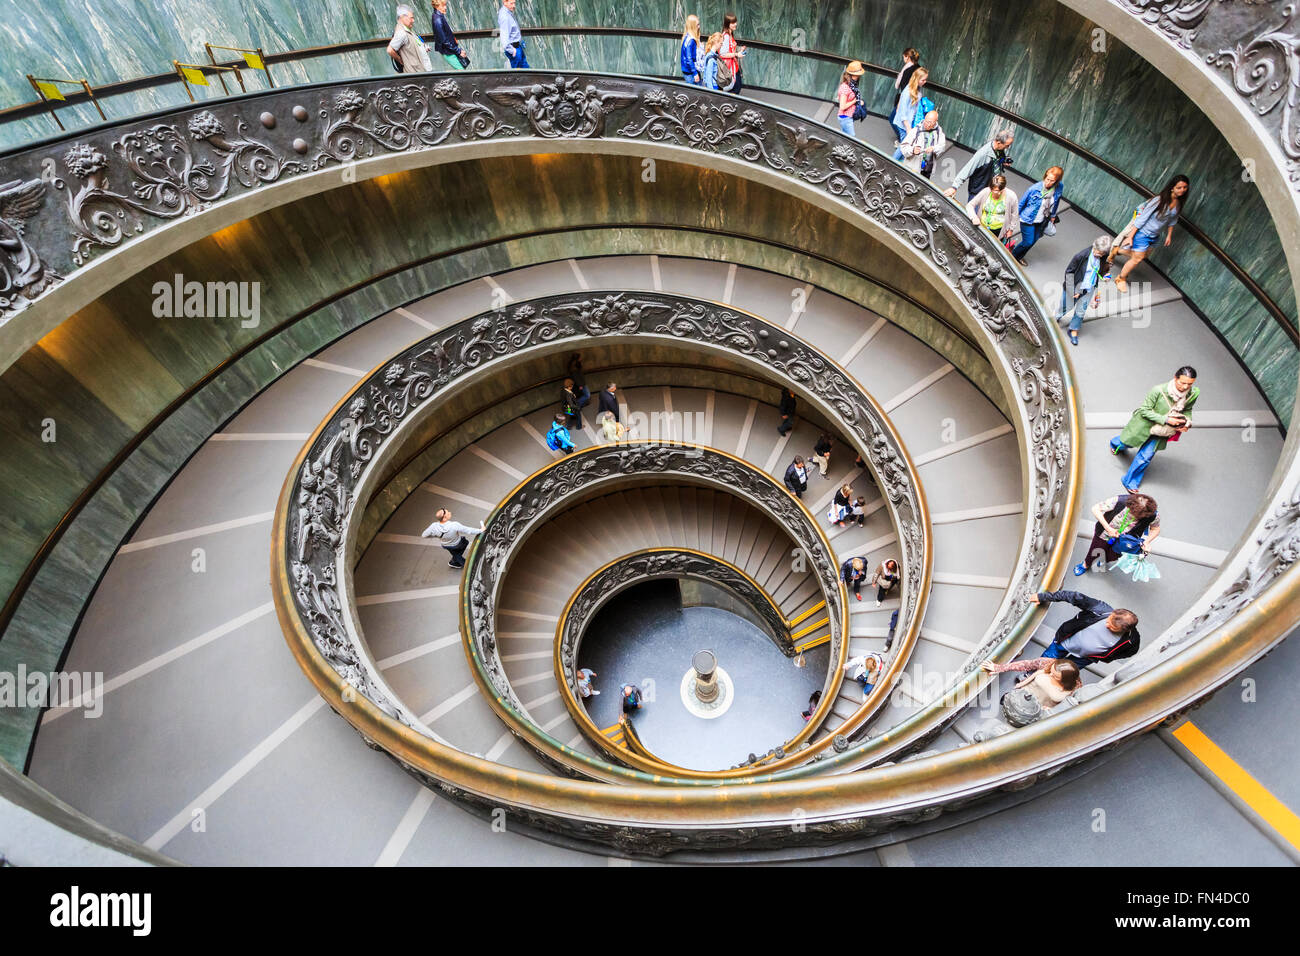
[1058,287,1092,331]
[1111,435,1159,489]
[682,72,701,85]
[891,121,906,144]
[505,41,528,68]
[1012,222,1041,260]
[1042,641,1093,668]
[442,536,469,568]
[838,114,855,135]
[857,678,875,695]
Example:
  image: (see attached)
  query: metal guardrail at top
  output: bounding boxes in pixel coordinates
[1,25,1291,345]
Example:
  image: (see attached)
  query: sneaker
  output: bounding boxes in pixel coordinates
[449,560,465,569]
[1073,562,1087,576]
[591,690,601,695]
[875,600,882,608]
[854,593,862,602]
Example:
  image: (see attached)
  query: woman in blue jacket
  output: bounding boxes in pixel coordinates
[1013,165,1065,261]
[680,14,702,84]
[430,0,467,69]
[701,32,723,90]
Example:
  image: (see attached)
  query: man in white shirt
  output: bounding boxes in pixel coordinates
[421,507,484,569]
[388,4,433,73]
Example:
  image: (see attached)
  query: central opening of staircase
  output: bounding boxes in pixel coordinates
[578,579,826,771]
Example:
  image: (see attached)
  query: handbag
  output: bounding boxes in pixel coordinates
[1107,532,1145,555]
[1044,220,1057,237]
[456,50,470,67]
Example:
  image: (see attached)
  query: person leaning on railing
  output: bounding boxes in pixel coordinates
[1026,590,1140,668]
[979,657,1081,711]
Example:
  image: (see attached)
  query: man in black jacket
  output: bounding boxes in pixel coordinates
[1056,235,1113,345]
[777,388,796,436]
[1031,590,1139,667]
[784,455,810,498]
[598,382,620,422]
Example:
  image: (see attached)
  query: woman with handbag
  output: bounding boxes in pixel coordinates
[718,13,746,94]
[828,483,854,526]
[871,559,900,608]
[1110,366,1199,491]
[430,0,469,69]
[1109,174,1190,293]
[834,61,866,136]
[965,174,1020,248]
[980,657,1081,712]
[1012,166,1065,262]
[891,68,933,160]
[1074,492,1161,576]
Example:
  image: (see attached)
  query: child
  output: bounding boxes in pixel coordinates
[851,496,867,527]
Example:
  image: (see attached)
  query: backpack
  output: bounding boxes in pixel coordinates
[716,57,735,90]
[545,425,567,451]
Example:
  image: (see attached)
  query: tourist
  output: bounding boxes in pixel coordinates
[621,683,643,715]
[430,0,468,69]
[784,455,810,499]
[561,377,584,428]
[801,689,822,721]
[1057,235,1113,346]
[843,652,886,694]
[1109,366,1198,491]
[680,14,702,84]
[944,129,1015,202]
[851,496,868,527]
[1109,174,1190,293]
[1075,492,1161,576]
[841,556,869,602]
[891,67,933,160]
[599,410,628,442]
[829,483,854,526]
[871,559,900,607]
[598,381,619,422]
[966,173,1020,246]
[566,353,590,407]
[420,507,484,569]
[498,0,528,68]
[1028,590,1140,667]
[1012,166,1065,261]
[576,668,600,698]
[718,13,746,94]
[889,47,921,129]
[546,413,575,454]
[979,657,1081,711]
[701,33,725,91]
[810,432,833,476]
[388,4,433,73]
[899,109,946,178]
[834,61,866,136]
[777,387,796,435]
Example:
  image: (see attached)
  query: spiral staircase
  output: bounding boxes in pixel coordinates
[2,3,1300,867]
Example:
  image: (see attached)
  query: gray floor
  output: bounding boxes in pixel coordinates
[21,86,1296,866]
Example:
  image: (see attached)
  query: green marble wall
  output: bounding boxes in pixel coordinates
[0,152,998,767]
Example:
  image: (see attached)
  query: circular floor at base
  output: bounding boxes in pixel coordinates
[576,580,825,771]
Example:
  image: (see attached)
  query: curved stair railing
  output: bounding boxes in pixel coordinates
[464,445,847,780]
[274,288,938,783]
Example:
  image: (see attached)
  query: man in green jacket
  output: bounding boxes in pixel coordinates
[1109,366,1199,491]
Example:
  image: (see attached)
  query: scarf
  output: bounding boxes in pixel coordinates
[1164,378,1191,412]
